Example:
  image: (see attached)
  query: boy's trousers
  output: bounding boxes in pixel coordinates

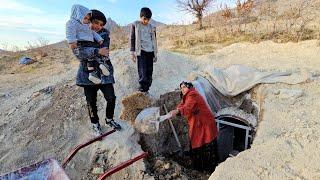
[83,84,116,124]
[137,50,154,92]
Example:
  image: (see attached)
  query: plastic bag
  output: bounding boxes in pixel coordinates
[19,57,35,65]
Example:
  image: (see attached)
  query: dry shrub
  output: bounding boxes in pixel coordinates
[25,37,50,50]
[157,0,319,55]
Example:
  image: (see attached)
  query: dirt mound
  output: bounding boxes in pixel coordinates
[1,40,320,179]
[120,91,153,123]
[0,82,94,178]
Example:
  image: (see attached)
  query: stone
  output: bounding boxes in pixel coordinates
[164,163,170,170]
[159,175,165,180]
[154,159,164,169]
[70,163,75,169]
[124,173,129,179]
[96,154,106,165]
[180,175,189,180]
[171,172,178,178]
[277,89,304,99]
[92,167,104,175]
[31,92,41,98]
[0,92,11,98]
[39,86,54,94]
[174,165,182,174]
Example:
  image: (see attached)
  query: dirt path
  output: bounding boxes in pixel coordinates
[0,48,199,179]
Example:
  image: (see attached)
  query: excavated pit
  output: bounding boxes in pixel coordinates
[139,90,210,179]
[136,88,259,179]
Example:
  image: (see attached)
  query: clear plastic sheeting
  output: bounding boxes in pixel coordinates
[193,76,233,113]
[134,107,162,134]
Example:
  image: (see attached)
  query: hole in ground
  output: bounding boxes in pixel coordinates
[137,89,259,179]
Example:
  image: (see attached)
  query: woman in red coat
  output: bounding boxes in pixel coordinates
[170,81,219,172]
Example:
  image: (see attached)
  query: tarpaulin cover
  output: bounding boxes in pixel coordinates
[198,65,307,97]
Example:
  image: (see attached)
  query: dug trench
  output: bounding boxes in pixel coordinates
[135,89,259,180]
[0,82,259,179]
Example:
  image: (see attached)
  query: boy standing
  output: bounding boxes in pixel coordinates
[130,7,158,93]
[86,9,121,133]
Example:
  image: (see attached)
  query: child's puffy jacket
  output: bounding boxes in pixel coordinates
[66,4,103,43]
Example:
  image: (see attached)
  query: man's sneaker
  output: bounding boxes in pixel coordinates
[89,72,101,84]
[99,64,110,76]
[92,123,103,137]
[106,118,121,130]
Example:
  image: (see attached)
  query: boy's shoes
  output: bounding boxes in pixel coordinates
[138,87,144,92]
[89,72,101,84]
[92,123,103,137]
[106,118,122,130]
[138,88,149,95]
[99,64,110,76]
[138,87,148,93]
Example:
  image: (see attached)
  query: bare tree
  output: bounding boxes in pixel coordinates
[294,0,315,41]
[176,0,214,30]
[236,0,254,32]
[258,0,278,35]
[221,4,233,33]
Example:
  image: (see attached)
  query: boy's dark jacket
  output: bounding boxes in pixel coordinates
[76,28,115,86]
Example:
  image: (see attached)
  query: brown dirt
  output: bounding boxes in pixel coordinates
[120,91,153,123]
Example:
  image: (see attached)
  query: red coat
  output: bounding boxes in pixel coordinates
[177,88,218,149]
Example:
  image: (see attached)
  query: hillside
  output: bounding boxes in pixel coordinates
[107,18,165,50]
[105,17,120,31]
[107,0,320,55]
[0,39,320,179]
[0,49,10,56]
[0,1,320,179]
[110,3,320,55]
